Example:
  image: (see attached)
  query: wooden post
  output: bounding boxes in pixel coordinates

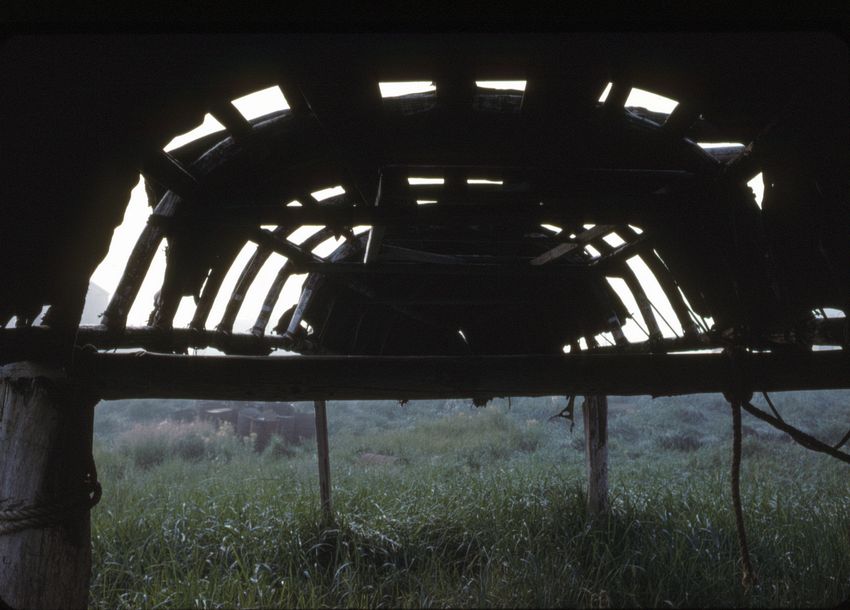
[313,399,333,524]
[583,394,609,516]
[0,362,99,610]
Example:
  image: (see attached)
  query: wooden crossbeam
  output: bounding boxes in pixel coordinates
[70,350,850,401]
[182,193,683,229]
[530,225,614,266]
[209,100,253,142]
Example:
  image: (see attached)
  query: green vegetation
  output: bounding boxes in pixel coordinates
[90,392,850,608]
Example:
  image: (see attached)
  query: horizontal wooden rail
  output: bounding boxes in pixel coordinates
[67,349,850,401]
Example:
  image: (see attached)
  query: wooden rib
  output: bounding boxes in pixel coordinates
[104,152,201,330]
[251,227,337,336]
[101,223,165,330]
[189,241,244,331]
[209,100,253,142]
[531,225,614,266]
[150,239,184,329]
[621,226,700,337]
[589,231,662,342]
[662,103,700,138]
[216,226,290,334]
[140,150,201,202]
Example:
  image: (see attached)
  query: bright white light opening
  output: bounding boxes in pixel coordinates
[628,224,644,235]
[605,277,650,342]
[231,86,290,120]
[353,225,372,235]
[602,233,626,248]
[583,223,596,230]
[417,199,437,205]
[595,332,616,347]
[408,177,444,185]
[285,200,302,207]
[163,114,225,152]
[467,179,504,185]
[206,242,258,328]
[625,88,678,114]
[89,177,150,302]
[270,272,308,340]
[578,337,589,351]
[457,329,468,342]
[823,308,846,318]
[698,142,745,149]
[475,80,526,91]
[598,82,613,103]
[626,255,683,338]
[288,225,325,245]
[540,224,562,234]
[585,245,601,258]
[379,82,436,98]
[562,344,571,353]
[748,172,765,209]
[311,186,346,202]
[227,251,288,333]
[260,224,277,231]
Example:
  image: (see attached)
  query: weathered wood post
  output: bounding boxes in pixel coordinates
[0,362,100,610]
[313,399,333,524]
[583,394,609,516]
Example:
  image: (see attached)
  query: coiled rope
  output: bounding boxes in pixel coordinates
[0,459,101,537]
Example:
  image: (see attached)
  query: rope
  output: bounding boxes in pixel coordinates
[0,460,101,537]
[730,400,757,589]
[740,401,850,465]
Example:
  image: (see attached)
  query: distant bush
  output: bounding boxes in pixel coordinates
[264,435,295,459]
[117,420,253,469]
[657,432,702,452]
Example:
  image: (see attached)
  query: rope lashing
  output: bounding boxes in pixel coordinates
[0,458,101,537]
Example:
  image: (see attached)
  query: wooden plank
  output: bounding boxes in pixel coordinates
[313,400,333,524]
[192,191,683,228]
[72,350,850,401]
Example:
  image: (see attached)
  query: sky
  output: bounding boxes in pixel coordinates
[85,81,768,345]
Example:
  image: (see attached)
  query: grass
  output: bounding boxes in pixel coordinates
[89,392,850,608]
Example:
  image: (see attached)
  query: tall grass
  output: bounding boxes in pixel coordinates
[89,393,850,608]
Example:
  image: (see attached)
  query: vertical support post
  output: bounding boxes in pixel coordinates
[313,399,333,524]
[0,363,99,610]
[583,394,609,516]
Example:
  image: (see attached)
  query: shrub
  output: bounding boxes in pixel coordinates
[657,432,702,452]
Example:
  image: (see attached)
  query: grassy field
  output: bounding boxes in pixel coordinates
[89,392,850,608]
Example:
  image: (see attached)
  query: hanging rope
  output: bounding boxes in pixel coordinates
[730,400,757,589]
[0,457,101,537]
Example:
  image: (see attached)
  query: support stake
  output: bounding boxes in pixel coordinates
[313,399,333,524]
[583,395,609,516]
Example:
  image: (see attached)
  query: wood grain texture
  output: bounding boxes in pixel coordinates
[0,369,97,610]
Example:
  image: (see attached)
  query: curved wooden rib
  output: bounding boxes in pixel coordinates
[251,226,337,336]
[620,226,700,337]
[216,225,291,334]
